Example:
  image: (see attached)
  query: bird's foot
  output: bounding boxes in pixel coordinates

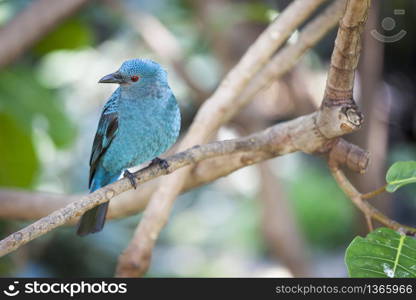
[123,170,137,189]
[151,157,169,170]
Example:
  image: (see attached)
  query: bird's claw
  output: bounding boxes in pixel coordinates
[123,170,137,189]
[151,157,169,170]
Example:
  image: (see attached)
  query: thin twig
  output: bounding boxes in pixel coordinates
[361,185,386,200]
[365,214,374,232]
[328,162,416,235]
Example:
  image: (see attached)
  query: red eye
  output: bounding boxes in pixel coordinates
[131,75,139,82]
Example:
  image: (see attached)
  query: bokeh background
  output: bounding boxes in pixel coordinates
[0,0,415,277]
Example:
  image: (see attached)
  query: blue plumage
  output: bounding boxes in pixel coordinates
[77,59,181,236]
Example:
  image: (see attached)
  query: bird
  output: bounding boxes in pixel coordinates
[77,58,181,236]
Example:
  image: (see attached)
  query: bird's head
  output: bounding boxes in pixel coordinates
[98,59,167,86]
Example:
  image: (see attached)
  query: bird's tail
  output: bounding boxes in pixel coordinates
[76,169,119,236]
[76,202,109,236]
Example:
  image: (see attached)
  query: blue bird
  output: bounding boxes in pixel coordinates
[77,59,181,236]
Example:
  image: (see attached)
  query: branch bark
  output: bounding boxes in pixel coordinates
[324,0,370,101]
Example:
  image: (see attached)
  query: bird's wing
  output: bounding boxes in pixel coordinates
[89,89,120,188]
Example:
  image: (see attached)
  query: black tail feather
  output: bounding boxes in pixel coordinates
[76,202,109,236]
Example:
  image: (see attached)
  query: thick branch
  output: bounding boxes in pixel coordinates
[324,0,370,100]
[0,0,89,68]
[238,0,347,117]
[0,153,270,222]
[0,139,365,223]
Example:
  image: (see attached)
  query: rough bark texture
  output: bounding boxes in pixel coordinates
[324,0,370,101]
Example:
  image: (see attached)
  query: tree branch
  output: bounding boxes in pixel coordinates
[361,185,386,200]
[0,140,365,225]
[324,0,370,101]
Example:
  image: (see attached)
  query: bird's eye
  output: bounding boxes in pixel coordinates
[131,75,139,82]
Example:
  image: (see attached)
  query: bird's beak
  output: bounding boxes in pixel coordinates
[98,71,124,84]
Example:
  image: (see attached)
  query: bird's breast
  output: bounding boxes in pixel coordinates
[102,96,180,171]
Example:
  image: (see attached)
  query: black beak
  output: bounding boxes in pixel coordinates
[98,71,124,83]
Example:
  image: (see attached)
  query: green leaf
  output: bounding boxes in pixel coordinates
[386,161,416,192]
[345,228,416,278]
[0,113,39,187]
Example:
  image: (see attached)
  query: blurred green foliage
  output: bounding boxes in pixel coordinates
[289,163,355,249]
[0,68,76,149]
[0,113,38,187]
[241,2,277,23]
[34,18,94,55]
[0,66,76,190]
